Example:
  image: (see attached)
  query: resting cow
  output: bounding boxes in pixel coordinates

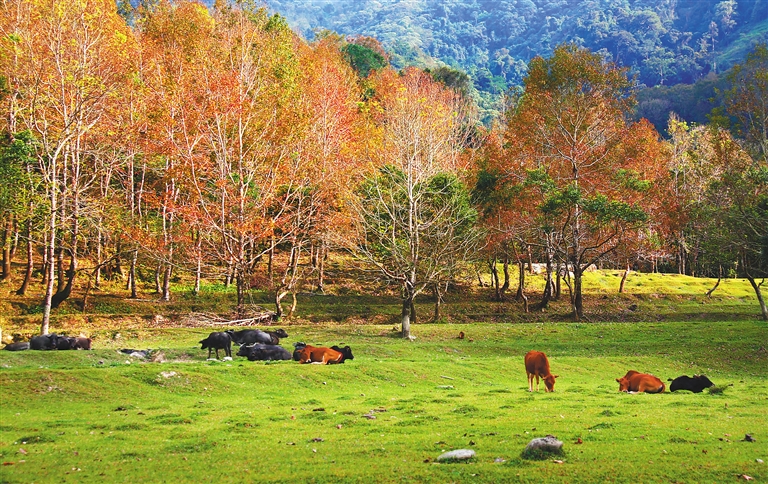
[524,350,558,392]
[29,334,58,350]
[72,337,92,350]
[54,335,77,350]
[236,344,292,361]
[292,342,307,361]
[297,344,354,364]
[616,370,665,393]
[199,331,232,360]
[227,329,288,346]
[669,374,715,393]
[3,342,30,351]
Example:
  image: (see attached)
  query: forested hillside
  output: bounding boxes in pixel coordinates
[261,0,768,89]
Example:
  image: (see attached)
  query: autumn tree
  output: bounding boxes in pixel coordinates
[3,0,133,332]
[176,6,306,315]
[349,68,479,338]
[269,35,363,316]
[505,44,669,319]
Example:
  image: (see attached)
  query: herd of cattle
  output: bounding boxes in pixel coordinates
[525,350,716,393]
[199,329,355,364]
[3,331,714,393]
[2,333,92,351]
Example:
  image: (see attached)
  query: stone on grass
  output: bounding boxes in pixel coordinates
[437,449,475,462]
[521,435,565,460]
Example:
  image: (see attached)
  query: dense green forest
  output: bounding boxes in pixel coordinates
[252,0,768,118]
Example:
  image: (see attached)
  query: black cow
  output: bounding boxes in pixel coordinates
[54,335,77,350]
[3,342,30,351]
[199,331,232,360]
[669,374,715,393]
[228,329,288,346]
[236,344,292,361]
[330,345,355,363]
[292,341,307,361]
[29,334,58,350]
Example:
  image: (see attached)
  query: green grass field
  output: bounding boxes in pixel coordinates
[1,319,766,483]
[1,269,767,482]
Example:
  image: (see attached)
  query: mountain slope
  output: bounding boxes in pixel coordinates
[263,0,767,91]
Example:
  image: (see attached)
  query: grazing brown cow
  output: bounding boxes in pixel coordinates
[524,350,558,392]
[298,345,354,365]
[616,370,665,393]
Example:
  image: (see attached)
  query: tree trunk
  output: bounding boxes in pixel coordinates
[287,292,298,318]
[15,220,33,296]
[400,296,413,339]
[154,262,161,293]
[161,262,172,301]
[743,253,768,320]
[114,237,123,277]
[316,240,325,293]
[224,260,233,287]
[619,263,630,293]
[489,257,500,301]
[541,246,555,309]
[500,257,510,300]
[274,289,288,320]
[94,226,102,289]
[56,248,65,293]
[194,229,201,295]
[128,249,137,299]
[745,275,768,321]
[706,266,722,298]
[236,271,247,318]
[573,267,584,320]
[267,235,275,281]
[527,245,534,274]
[432,283,442,322]
[1,217,11,281]
[515,259,525,301]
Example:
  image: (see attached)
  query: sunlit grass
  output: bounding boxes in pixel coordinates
[1,321,766,483]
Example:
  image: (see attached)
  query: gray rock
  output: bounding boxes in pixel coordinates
[437,449,475,462]
[521,435,564,460]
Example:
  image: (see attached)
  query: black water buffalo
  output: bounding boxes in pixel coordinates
[236,344,292,361]
[54,335,77,350]
[29,334,58,350]
[669,374,715,393]
[3,342,30,351]
[228,329,288,346]
[292,341,307,361]
[199,331,232,359]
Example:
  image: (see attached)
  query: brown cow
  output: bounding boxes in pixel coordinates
[298,345,354,365]
[524,350,558,392]
[616,370,665,393]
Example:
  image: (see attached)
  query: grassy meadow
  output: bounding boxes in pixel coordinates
[0,270,767,483]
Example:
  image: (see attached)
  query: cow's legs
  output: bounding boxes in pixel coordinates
[527,373,534,392]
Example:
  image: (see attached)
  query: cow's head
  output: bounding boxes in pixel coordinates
[332,345,354,362]
[544,374,558,392]
[616,377,630,392]
[695,374,715,388]
[273,329,289,338]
